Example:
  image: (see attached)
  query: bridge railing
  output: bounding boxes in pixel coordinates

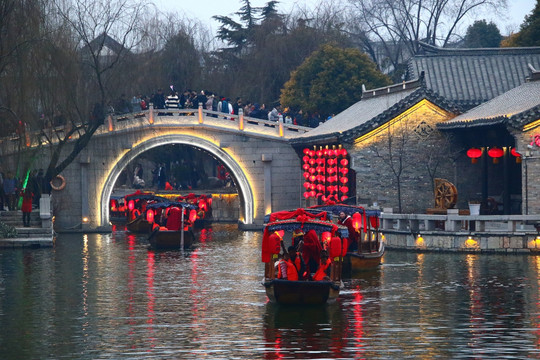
[0,103,312,155]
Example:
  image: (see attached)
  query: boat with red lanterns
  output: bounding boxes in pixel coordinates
[309,203,385,272]
[174,193,213,228]
[110,195,128,222]
[262,209,348,305]
[146,201,199,250]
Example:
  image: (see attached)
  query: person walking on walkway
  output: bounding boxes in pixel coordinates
[3,172,17,211]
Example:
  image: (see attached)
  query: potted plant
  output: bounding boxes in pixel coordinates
[468,200,481,215]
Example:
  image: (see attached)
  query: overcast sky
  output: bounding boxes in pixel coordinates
[154,0,537,36]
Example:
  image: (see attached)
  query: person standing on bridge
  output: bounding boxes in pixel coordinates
[152,89,166,109]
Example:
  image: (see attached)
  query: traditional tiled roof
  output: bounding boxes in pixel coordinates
[291,76,460,145]
[408,42,540,110]
[438,66,540,130]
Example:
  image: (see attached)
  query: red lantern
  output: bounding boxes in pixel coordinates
[341,195,348,202]
[340,186,349,193]
[309,158,316,165]
[146,210,154,223]
[303,148,310,155]
[188,209,197,223]
[303,172,310,179]
[340,177,348,184]
[352,212,362,231]
[340,158,349,166]
[341,149,348,156]
[198,199,207,211]
[304,192,310,199]
[303,155,309,163]
[488,147,504,164]
[302,163,310,170]
[309,175,316,182]
[128,200,135,211]
[316,150,323,157]
[303,182,310,189]
[309,167,316,174]
[309,190,316,197]
[467,148,482,164]
[511,147,522,164]
[322,231,332,246]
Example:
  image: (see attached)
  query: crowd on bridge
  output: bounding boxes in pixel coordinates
[112,87,327,128]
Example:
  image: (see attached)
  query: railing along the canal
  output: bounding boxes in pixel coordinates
[379,208,540,252]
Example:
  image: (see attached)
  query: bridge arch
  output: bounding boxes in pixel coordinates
[99,134,254,226]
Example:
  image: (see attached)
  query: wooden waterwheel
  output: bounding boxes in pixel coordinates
[434,178,458,209]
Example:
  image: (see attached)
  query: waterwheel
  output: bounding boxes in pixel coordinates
[434,178,458,209]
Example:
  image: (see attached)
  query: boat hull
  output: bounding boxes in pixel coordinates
[343,242,385,271]
[126,216,153,234]
[148,229,194,250]
[263,279,340,305]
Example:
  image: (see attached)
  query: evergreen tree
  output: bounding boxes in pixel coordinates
[502,0,540,46]
[463,20,502,48]
[280,44,391,119]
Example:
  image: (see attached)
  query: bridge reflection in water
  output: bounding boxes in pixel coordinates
[1,224,540,358]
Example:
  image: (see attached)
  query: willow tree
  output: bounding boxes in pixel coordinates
[280,44,391,119]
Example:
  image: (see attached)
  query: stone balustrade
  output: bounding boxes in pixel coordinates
[380,208,540,253]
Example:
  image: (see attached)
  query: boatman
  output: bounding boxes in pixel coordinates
[338,211,358,251]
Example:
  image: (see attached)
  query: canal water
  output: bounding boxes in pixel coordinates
[1,224,540,359]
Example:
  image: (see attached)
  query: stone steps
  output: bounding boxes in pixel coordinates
[0,210,41,227]
[0,209,54,247]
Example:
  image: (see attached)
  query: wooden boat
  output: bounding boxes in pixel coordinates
[261,215,347,305]
[263,278,340,305]
[309,203,385,272]
[146,202,198,250]
[126,215,153,234]
[148,227,195,250]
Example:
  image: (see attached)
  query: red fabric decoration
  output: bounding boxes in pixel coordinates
[166,207,182,231]
[329,236,341,259]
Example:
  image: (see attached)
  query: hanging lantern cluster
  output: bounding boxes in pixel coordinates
[302,145,350,202]
[467,146,522,165]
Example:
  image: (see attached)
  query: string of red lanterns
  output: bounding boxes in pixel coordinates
[466,146,523,164]
[302,146,350,202]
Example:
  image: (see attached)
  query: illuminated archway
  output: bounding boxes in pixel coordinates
[99,134,254,226]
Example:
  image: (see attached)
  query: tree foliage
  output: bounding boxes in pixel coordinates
[463,20,502,48]
[280,44,391,118]
[502,0,540,46]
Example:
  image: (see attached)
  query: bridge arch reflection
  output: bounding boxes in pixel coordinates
[99,134,254,227]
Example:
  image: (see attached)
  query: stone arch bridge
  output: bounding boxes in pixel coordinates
[0,107,308,230]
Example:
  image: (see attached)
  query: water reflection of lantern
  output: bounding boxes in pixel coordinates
[511,147,522,163]
[146,210,155,223]
[466,148,482,164]
[128,200,135,211]
[488,147,504,164]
